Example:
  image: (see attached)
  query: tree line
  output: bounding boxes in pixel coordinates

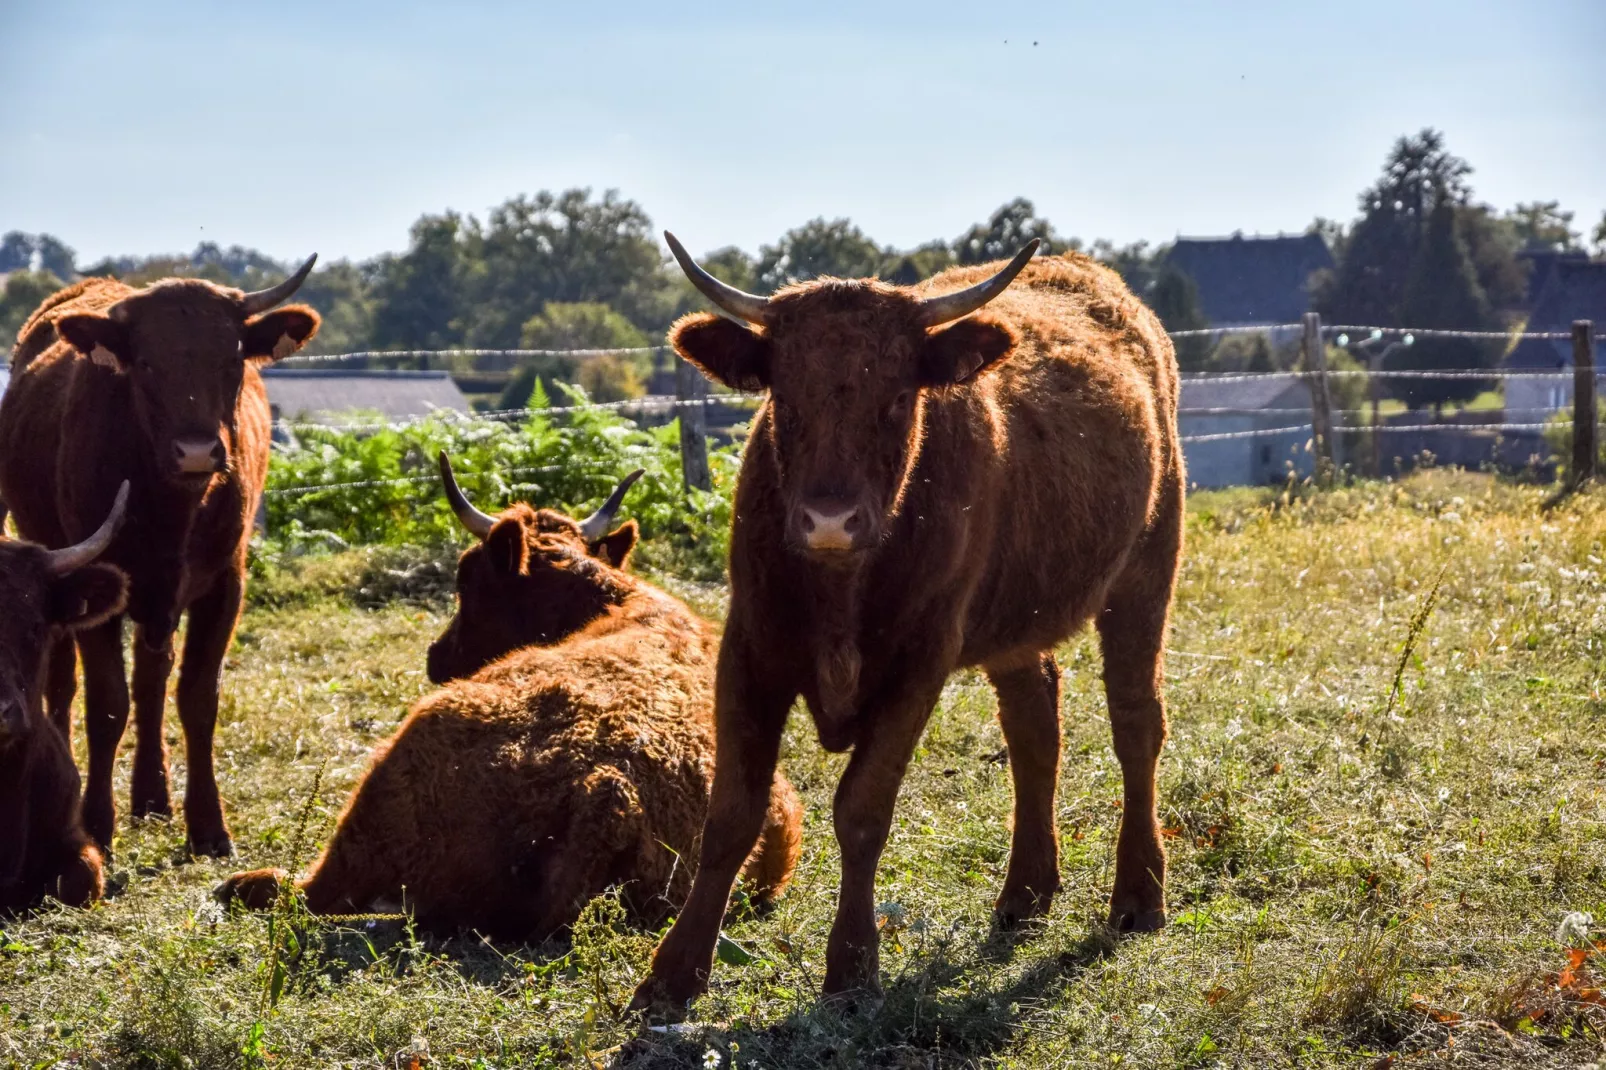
[3,128,1600,409]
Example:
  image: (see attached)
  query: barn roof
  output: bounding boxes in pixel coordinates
[1164,233,1333,327]
[1505,259,1606,370]
[1179,373,1310,412]
[261,369,470,422]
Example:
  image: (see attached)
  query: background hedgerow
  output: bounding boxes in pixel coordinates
[2,470,1604,1068]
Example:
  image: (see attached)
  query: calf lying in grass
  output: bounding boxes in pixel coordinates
[1,486,128,912]
[218,457,802,938]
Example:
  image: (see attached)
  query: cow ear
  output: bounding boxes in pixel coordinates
[483,517,529,576]
[48,564,129,632]
[591,520,638,569]
[55,313,131,372]
[918,316,1020,387]
[243,306,321,362]
[670,313,771,392]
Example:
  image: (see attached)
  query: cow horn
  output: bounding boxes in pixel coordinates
[665,232,771,327]
[437,452,497,539]
[240,254,318,316]
[577,469,645,542]
[45,482,129,575]
[915,239,1040,328]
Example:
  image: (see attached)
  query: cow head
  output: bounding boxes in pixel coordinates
[52,258,321,487]
[0,485,129,745]
[665,233,1035,559]
[425,454,645,684]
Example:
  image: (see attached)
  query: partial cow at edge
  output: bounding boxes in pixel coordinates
[217,459,802,939]
[635,237,1184,1011]
[0,486,129,913]
[0,261,321,857]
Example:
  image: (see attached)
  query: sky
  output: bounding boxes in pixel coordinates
[2,0,1602,266]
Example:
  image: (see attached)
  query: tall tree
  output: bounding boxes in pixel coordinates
[369,212,472,351]
[33,235,75,280]
[754,218,887,292]
[954,198,1069,265]
[1394,199,1500,410]
[0,270,64,342]
[1506,201,1580,251]
[1147,267,1211,371]
[0,232,34,273]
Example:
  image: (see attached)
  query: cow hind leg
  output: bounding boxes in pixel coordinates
[1096,480,1182,934]
[44,636,77,744]
[77,615,130,853]
[986,652,1063,927]
[130,627,176,820]
[740,771,804,905]
[175,573,244,857]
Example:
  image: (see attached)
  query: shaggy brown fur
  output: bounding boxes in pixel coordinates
[0,534,128,912]
[218,498,802,939]
[634,252,1183,1009]
[0,274,320,856]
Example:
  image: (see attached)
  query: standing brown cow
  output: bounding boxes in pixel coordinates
[1,486,128,912]
[633,235,1183,1010]
[0,261,321,856]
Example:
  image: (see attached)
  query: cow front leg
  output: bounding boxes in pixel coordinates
[175,572,244,858]
[130,626,176,820]
[823,671,947,999]
[986,652,1063,926]
[77,615,129,853]
[44,636,77,744]
[631,626,796,1017]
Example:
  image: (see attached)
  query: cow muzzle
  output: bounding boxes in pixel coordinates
[791,496,875,555]
[172,436,227,479]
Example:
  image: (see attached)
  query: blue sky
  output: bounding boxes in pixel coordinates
[2,0,1601,265]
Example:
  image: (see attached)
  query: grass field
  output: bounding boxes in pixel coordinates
[4,470,1605,1068]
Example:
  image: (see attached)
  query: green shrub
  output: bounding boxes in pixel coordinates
[263,384,739,580]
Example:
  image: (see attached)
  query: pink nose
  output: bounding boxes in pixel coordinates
[800,501,864,551]
[173,437,224,475]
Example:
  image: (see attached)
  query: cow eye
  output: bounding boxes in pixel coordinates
[884,391,914,421]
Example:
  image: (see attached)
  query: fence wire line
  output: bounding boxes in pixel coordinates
[265,460,618,499]
[1179,421,1572,445]
[272,393,759,434]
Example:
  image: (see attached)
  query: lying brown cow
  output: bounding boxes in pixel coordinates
[1,486,129,912]
[634,236,1184,1009]
[218,458,802,938]
[0,261,321,857]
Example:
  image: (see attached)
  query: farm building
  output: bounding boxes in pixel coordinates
[1178,373,1330,488]
[1164,232,1333,329]
[1502,258,1606,419]
[261,369,470,424]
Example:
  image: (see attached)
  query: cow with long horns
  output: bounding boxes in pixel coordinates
[1,486,129,912]
[0,261,321,856]
[217,458,803,938]
[633,236,1184,1010]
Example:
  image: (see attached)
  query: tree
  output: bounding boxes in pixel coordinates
[884,241,956,285]
[1092,239,1166,298]
[0,232,34,273]
[1394,199,1500,410]
[1594,211,1606,257]
[953,199,1069,265]
[755,218,888,292]
[0,270,64,343]
[296,260,376,356]
[1208,332,1277,373]
[33,235,75,280]
[498,302,653,406]
[1147,266,1211,371]
[1506,201,1580,251]
[368,213,472,351]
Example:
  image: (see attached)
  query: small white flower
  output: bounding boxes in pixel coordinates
[1224,718,1244,741]
[704,1047,723,1070]
[1558,911,1594,945]
[1437,787,1450,804]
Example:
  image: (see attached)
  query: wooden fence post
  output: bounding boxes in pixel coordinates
[676,356,712,492]
[1574,320,1598,486]
[1302,312,1335,483]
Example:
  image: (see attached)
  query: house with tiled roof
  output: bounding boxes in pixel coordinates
[1164,232,1334,328]
[1503,258,1606,419]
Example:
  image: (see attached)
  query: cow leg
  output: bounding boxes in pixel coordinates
[1096,476,1182,933]
[631,628,795,1015]
[822,670,946,999]
[130,627,176,820]
[44,636,77,743]
[175,572,243,858]
[77,615,129,853]
[986,652,1063,926]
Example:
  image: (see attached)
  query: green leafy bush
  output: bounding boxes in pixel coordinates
[263,384,739,580]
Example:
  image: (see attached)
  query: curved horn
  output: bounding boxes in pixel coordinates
[437,452,497,539]
[240,254,318,316]
[577,469,645,542]
[915,239,1040,328]
[665,232,771,327]
[45,482,129,575]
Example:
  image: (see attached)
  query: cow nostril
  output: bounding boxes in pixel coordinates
[799,511,816,534]
[843,510,863,535]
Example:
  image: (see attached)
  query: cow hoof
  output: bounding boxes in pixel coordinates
[1107,902,1166,934]
[131,798,173,821]
[628,974,701,1021]
[994,884,1057,930]
[215,868,287,910]
[819,982,884,1016]
[188,834,235,860]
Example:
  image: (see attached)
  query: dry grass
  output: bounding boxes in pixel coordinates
[3,470,1605,1068]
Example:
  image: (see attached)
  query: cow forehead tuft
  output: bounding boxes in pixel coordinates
[117,278,244,320]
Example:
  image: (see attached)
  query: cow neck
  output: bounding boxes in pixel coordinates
[801,558,867,732]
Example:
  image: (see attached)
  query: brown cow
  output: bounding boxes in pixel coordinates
[632,236,1183,1010]
[1,486,129,912]
[0,261,321,856]
[216,458,802,939]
